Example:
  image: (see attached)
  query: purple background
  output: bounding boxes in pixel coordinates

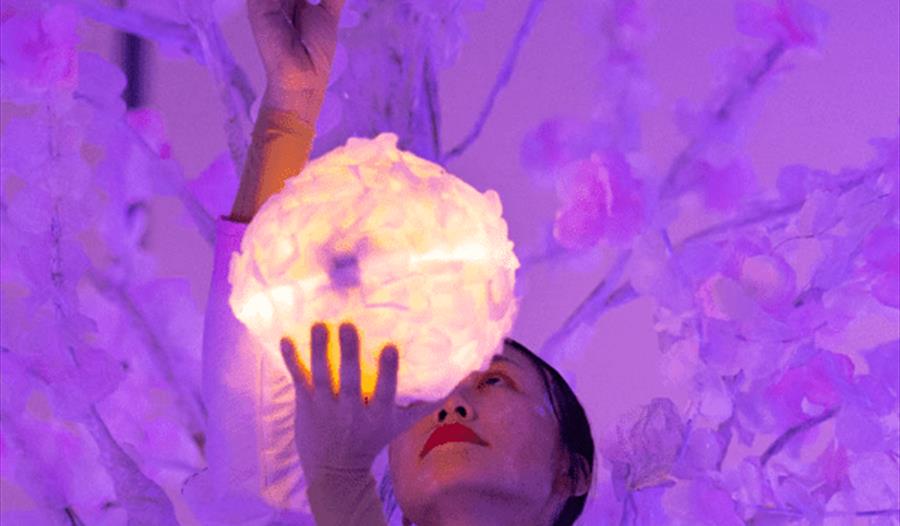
[78,0,900,445]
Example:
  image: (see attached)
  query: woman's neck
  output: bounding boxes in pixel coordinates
[409,487,557,526]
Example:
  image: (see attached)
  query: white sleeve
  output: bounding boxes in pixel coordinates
[181,217,310,526]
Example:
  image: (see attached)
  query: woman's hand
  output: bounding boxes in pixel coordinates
[280,323,442,481]
[247,0,345,120]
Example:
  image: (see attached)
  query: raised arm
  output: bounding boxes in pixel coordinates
[229,0,345,223]
[184,2,349,524]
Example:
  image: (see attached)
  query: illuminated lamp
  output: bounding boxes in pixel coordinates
[228,133,519,403]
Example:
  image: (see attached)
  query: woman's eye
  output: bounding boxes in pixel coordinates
[479,374,507,388]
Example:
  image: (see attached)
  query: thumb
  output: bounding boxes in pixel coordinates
[280,337,311,400]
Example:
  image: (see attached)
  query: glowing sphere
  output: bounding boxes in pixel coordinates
[228,133,519,403]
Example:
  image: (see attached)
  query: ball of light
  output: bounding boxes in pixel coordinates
[228,133,519,403]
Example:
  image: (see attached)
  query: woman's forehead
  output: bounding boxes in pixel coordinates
[498,344,557,418]
[494,347,527,367]
[496,344,544,384]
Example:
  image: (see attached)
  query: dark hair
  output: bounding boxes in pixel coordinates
[381,338,595,526]
[503,338,595,526]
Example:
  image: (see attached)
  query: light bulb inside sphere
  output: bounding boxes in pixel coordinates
[228,133,520,404]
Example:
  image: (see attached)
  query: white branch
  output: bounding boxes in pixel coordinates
[659,40,787,200]
[69,0,201,61]
[72,0,256,173]
[442,0,547,163]
[177,0,254,171]
[539,249,635,361]
[537,161,885,363]
[86,266,207,448]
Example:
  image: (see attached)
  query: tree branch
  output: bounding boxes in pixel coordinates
[84,407,181,525]
[64,506,87,526]
[760,406,838,466]
[752,505,900,519]
[88,97,216,246]
[442,0,547,163]
[177,0,254,171]
[86,267,207,451]
[69,0,201,61]
[530,40,802,362]
[659,40,786,200]
[540,249,636,361]
[423,54,443,161]
[118,119,216,246]
[75,0,257,173]
[679,163,877,246]
[532,156,887,363]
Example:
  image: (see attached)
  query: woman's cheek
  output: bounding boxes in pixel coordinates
[493,399,554,459]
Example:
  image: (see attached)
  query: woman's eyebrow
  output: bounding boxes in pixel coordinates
[490,355,526,371]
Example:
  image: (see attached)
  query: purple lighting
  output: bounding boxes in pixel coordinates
[0,0,897,524]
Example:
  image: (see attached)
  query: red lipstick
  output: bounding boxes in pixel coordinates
[419,423,489,459]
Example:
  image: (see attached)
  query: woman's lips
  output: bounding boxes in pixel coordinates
[419,423,489,459]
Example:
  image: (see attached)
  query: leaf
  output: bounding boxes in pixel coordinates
[603,398,686,492]
[672,427,724,479]
[84,411,180,526]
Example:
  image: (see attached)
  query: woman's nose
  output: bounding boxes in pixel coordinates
[436,394,474,423]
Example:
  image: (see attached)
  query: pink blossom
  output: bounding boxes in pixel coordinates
[126,108,172,159]
[521,119,570,173]
[739,253,797,312]
[696,273,757,321]
[735,0,828,48]
[683,159,758,212]
[0,5,80,93]
[811,443,848,494]
[553,152,645,249]
[693,233,797,317]
[519,117,596,186]
[765,351,854,427]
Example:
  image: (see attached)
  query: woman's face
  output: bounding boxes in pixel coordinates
[388,344,568,522]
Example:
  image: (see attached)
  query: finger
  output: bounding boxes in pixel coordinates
[247,0,289,41]
[319,0,346,17]
[247,0,307,68]
[373,344,399,406]
[338,323,361,400]
[310,322,333,395]
[294,1,338,60]
[280,337,311,401]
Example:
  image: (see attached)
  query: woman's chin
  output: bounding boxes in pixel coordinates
[416,442,494,483]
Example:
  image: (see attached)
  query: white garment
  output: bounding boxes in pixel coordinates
[182,217,310,526]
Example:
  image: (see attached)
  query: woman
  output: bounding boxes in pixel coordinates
[187,1,594,524]
[280,326,593,525]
